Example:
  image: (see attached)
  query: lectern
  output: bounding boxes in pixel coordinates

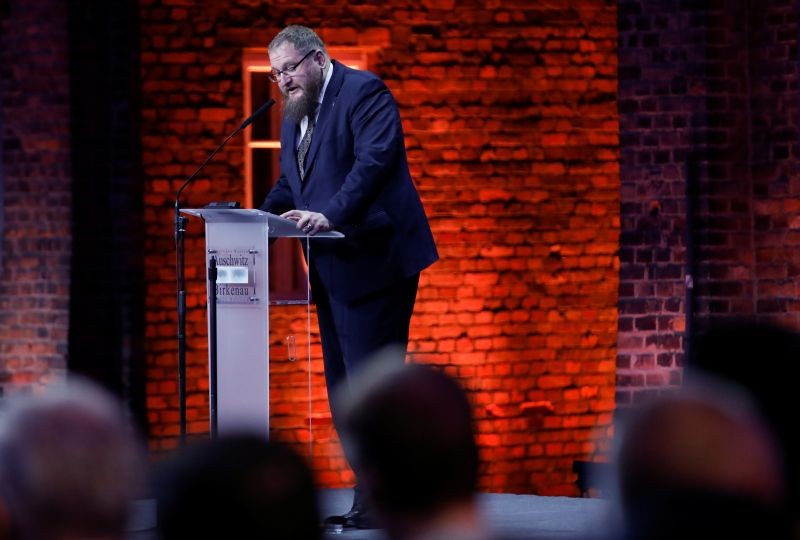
[181,208,342,435]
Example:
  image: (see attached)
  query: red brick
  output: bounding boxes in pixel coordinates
[119,0,623,496]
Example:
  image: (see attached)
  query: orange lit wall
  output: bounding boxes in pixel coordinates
[139,2,619,495]
[141,1,619,494]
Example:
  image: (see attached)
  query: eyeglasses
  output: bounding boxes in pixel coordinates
[267,49,317,83]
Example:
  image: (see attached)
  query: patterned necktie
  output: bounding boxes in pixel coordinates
[297,114,316,179]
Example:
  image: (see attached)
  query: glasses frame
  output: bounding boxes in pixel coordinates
[267,49,317,83]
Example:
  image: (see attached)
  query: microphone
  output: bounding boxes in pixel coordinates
[175,98,276,205]
[240,98,276,130]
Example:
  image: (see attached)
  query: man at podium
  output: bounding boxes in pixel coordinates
[258,25,439,528]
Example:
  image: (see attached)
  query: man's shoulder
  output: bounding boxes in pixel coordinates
[329,61,395,111]
[335,61,385,90]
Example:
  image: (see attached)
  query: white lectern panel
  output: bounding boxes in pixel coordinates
[204,219,270,435]
[180,209,342,437]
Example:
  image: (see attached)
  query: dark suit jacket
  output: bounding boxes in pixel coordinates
[260,61,438,303]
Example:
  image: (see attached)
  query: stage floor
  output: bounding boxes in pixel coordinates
[127,488,615,539]
[318,488,614,539]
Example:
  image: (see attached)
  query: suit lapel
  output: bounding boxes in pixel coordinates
[300,61,347,182]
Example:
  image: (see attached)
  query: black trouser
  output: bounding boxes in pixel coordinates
[312,269,419,475]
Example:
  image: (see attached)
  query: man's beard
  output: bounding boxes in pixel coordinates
[282,71,322,123]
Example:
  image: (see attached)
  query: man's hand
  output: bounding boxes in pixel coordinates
[281,210,332,235]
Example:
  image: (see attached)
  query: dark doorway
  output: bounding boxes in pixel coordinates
[67,0,147,432]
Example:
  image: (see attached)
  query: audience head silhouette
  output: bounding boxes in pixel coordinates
[0,378,146,540]
[155,433,320,540]
[615,377,791,540]
[341,357,485,539]
[690,319,800,519]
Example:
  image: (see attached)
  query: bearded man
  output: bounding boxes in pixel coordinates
[258,25,438,529]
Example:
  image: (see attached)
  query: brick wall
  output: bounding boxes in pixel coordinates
[748,3,800,324]
[617,0,800,404]
[5,0,798,497]
[0,1,72,396]
[140,0,619,495]
[617,0,709,404]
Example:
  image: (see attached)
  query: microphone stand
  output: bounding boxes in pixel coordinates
[173,99,275,445]
[208,255,218,439]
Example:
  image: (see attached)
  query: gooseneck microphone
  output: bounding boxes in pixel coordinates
[175,98,276,203]
[173,98,276,445]
[240,99,276,130]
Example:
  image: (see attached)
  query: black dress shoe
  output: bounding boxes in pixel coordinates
[323,504,380,530]
[322,514,348,533]
[342,504,379,528]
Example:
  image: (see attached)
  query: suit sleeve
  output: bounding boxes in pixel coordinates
[321,78,403,227]
[258,171,294,214]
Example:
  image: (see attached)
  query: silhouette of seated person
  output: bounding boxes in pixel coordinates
[155,433,320,540]
[615,377,792,540]
[0,379,146,540]
[690,319,800,531]
[338,357,491,540]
